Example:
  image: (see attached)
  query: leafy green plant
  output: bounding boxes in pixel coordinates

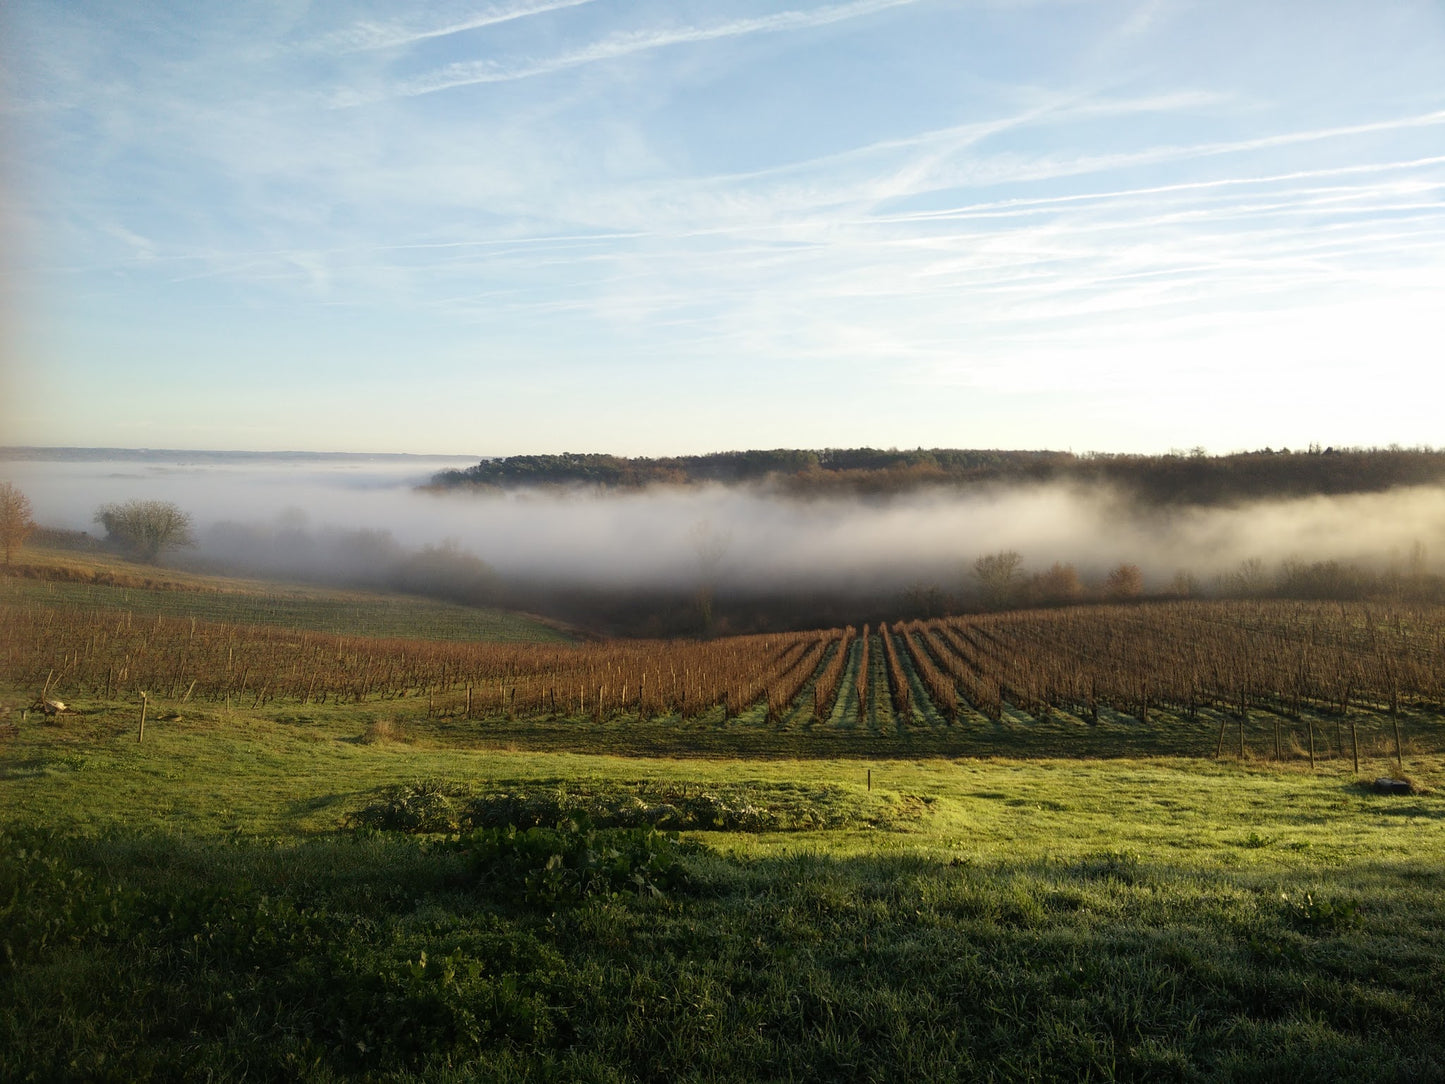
[343,779,460,832]
[0,831,137,974]
[464,825,690,904]
[1281,891,1361,933]
[344,779,915,835]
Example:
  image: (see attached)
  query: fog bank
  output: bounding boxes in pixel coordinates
[5,451,1444,598]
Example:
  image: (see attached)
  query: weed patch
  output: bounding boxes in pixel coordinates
[1281,891,1362,934]
[345,778,921,834]
[464,824,692,904]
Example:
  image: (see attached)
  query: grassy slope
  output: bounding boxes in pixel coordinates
[2,545,571,643]
[3,698,1443,1081]
[3,705,1442,859]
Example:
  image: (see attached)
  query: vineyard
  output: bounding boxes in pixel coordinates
[5,592,1443,761]
[0,570,565,643]
[5,589,1445,1081]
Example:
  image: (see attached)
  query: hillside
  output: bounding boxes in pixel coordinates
[1,546,573,644]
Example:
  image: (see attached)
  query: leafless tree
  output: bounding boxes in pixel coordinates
[0,482,36,565]
[1104,563,1144,600]
[95,499,195,563]
[972,550,1023,609]
[689,518,732,632]
[1031,562,1084,605]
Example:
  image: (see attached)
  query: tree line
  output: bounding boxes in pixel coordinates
[428,445,1445,506]
[960,548,1442,615]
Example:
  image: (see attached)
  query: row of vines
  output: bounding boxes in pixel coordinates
[4,598,1443,736]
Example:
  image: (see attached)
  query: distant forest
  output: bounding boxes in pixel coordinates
[428,446,1445,506]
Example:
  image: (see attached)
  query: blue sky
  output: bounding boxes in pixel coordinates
[2,0,1443,455]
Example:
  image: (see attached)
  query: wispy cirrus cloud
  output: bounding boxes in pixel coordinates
[725,107,1445,227]
[334,0,925,104]
[503,103,1445,248]
[317,0,600,54]
[9,0,1445,454]
[874,156,1445,225]
[111,111,1444,344]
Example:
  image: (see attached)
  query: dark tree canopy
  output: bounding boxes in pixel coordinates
[95,500,195,563]
[428,446,1445,506]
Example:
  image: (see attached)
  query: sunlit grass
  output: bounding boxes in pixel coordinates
[3,694,1440,861]
[2,672,1443,1079]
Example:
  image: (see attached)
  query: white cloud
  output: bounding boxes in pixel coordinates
[8,0,1445,453]
[319,0,601,54]
[337,0,926,103]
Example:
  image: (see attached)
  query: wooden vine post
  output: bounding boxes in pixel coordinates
[1342,683,1359,774]
[137,692,148,744]
[1392,683,1404,773]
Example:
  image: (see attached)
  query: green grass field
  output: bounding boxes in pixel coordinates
[2,551,1443,1080]
[2,691,1443,1081]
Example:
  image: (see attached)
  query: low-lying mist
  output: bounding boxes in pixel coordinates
[7,452,1445,630]
[389,481,1443,595]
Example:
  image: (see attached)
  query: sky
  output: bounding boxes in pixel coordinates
[2,0,1443,457]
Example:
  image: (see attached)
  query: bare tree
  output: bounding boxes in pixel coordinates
[1104,563,1144,600]
[689,518,732,632]
[0,482,36,565]
[95,500,195,563]
[1221,557,1270,598]
[1170,569,1200,598]
[972,550,1023,609]
[1032,562,1083,605]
